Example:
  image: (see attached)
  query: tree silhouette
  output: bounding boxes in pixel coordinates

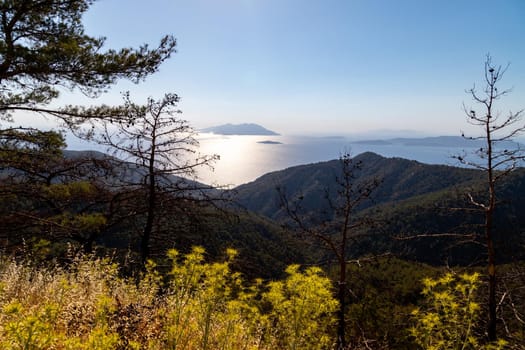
[279,153,380,349]
[0,0,175,122]
[82,93,218,265]
[458,55,525,342]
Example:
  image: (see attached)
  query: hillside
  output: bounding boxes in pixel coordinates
[1,149,307,279]
[233,152,484,221]
[7,147,525,270]
[232,152,525,265]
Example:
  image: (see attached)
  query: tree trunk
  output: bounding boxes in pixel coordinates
[141,172,156,266]
[337,257,347,350]
[83,234,95,254]
[337,221,349,349]
[486,115,497,341]
[486,196,497,341]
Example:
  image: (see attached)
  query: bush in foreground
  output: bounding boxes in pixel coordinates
[411,272,507,350]
[0,247,337,349]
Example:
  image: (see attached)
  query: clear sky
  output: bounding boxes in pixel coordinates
[57,0,525,137]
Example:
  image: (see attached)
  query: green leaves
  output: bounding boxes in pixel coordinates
[0,0,176,118]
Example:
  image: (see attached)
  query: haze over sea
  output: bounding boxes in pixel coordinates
[195,134,477,187]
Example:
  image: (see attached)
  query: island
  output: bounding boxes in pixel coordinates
[257,140,282,144]
[200,123,280,136]
[352,136,521,148]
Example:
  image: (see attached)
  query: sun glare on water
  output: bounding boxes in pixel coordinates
[196,134,284,187]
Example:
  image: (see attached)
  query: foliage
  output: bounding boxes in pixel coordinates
[411,272,507,350]
[0,129,114,253]
[263,264,338,350]
[160,247,258,350]
[0,0,176,120]
[343,257,439,349]
[452,55,525,341]
[76,92,219,264]
[0,248,338,349]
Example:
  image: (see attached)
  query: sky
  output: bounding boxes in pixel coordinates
[53,0,525,137]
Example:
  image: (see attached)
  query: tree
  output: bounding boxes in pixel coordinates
[81,93,218,265]
[0,0,181,258]
[0,128,114,253]
[411,272,506,350]
[0,0,176,121]
[458,55,525,342]
[279,153,380,349]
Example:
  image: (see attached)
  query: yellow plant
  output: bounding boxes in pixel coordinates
[411,272,507,350]
[0,301,57,349]
[0,248,339,349]
[263,265,339,350]
[162,247,263,350]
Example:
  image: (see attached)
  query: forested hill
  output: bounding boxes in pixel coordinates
[232,152,484,221]
[354,167,525,265]
[232,152,525,265]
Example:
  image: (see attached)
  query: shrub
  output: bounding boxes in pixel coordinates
[411,272,507,350]
[0,248,338,349]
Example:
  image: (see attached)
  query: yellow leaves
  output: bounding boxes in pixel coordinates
[84,327,120,350]
[95,295,116,324]
[0,301,57,350]
[411,271,499,350]
[263,264,338,350]
[2,301,22,315]
[225,247,238,260]
[486,339,509,350]
[163,246,262,349]
[467,300,480,315]
[0,248,338,349]
[422,277,438,294]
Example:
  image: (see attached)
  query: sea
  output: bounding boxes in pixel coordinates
[195,134,475,187]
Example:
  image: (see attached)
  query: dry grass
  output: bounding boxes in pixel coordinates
[0,247,337,350]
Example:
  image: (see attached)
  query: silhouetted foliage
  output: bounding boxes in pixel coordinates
[76,93,219,265]
[279,153,380,349]
[0,0,176,122]
[457,55,525,342]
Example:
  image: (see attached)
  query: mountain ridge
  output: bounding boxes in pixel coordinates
[231,152,525,265]
[352,135,522,148]
[232,152,484,221]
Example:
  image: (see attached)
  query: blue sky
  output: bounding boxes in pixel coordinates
[59,0,525,136]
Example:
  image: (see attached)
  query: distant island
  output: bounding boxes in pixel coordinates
[200,123,279,136]
[257,140,282,145]
[353,136,521,149]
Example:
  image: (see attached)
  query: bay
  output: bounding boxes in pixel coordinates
[195,134,472,187]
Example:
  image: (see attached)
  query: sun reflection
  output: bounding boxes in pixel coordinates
[196,133,283,187]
